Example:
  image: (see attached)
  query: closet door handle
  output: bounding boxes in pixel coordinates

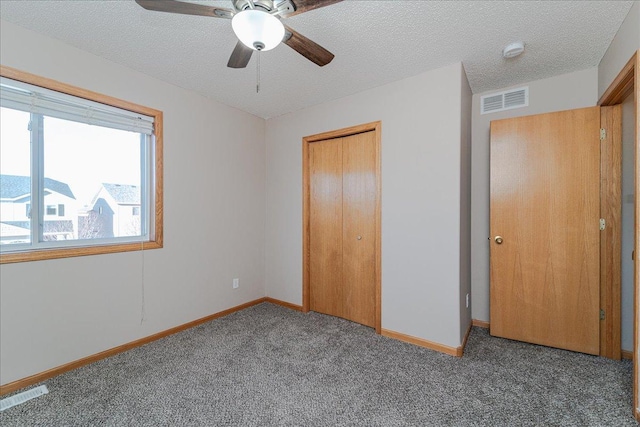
[356,235,362,240]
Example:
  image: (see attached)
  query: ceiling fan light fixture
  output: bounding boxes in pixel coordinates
[232,9,285,51]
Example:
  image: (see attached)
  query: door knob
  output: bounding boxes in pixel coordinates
[357,235,362,240]
[494,236,503,244]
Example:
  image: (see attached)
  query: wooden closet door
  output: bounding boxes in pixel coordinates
[342,131,377,327]
[309,138,344,318]
[490,107,601,355]
[309,131,377,328]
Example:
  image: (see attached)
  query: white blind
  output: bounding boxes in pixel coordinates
[0,77,154,135]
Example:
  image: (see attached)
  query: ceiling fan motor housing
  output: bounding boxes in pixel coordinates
[233,0,295,14]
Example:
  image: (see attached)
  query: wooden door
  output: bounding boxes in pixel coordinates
[490,106,601,355]
[342,131,377,327]
[309,130,377,328]
[309,137,344,319]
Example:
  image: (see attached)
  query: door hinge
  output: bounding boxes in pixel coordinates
[600,309,605,320]
[600,128,606,140]
[599,218,606,231]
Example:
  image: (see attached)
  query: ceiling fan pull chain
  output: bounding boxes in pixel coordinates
[256,50,261,93]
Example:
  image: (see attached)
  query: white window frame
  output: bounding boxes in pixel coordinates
[0,66,163,264]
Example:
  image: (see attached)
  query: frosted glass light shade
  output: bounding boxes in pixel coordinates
[232,10,285,51]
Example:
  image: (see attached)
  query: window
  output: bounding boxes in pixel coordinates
[0,67,163,263]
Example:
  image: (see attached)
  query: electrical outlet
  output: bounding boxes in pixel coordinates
[466,293,469,308]
[232,278,239,289]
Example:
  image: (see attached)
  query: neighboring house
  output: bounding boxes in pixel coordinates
[81,183,140,238]
[0,222,29,245]
[0,174,77,243]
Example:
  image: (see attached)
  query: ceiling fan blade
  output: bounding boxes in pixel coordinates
[135,0,234,19]
[283,26,334,67]
[227,41,254,69]
[283,0,343,17]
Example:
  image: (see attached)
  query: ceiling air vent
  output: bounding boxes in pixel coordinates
[481,86,529,114]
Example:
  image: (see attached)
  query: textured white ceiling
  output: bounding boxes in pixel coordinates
[0,1,634,119]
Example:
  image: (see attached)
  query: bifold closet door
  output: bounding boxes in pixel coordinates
[342,131,376,327]
[309,137,344,319]
[309,131,376,328]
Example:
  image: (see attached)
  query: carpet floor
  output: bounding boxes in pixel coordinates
[0,302,634,426]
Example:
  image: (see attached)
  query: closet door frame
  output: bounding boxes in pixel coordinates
[302,121,382,333]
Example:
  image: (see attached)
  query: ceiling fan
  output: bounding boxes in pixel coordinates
[135,0,341,68]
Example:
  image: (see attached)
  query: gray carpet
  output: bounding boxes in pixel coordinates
[0,302,634,426]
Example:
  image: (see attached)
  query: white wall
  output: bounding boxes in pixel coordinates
[470,67,599,324]
[265,62,469,348]
[459,66,473,342]
[598,1,640,98]
[0,20,266,385]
